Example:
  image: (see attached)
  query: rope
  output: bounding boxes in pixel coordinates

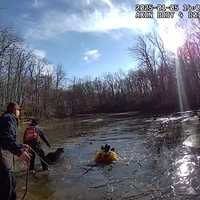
[20,166,29,200]
[19,147,50,200]
[29,147,50,167]
[19,146,64,199]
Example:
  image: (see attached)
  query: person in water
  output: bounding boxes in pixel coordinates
[23,119,51,172]
[95,144,118,164]
[101,144,111,152]
[0,102,30,200]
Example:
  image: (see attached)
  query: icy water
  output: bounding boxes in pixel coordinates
[16,112,200,200]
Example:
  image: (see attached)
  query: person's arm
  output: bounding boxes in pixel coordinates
[0,116,23,156]
[37,127,51,148]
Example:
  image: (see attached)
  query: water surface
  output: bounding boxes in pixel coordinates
[16,112,200,200]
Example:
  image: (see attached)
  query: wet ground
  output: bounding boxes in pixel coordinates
[16,112,200,200]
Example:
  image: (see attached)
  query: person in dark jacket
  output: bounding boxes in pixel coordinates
[23,119,51,172]
[0,102,30,200]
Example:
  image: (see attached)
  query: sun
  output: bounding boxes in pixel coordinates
[157,18,186,52]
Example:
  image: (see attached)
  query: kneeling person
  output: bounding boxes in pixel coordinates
[23,119,51,172]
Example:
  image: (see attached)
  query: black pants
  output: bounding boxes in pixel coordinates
[25,141,48,171]
[0,169,16,200]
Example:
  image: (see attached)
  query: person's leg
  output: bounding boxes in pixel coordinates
[0,169,16,200]
[10,172,16,200]
[29,151,36,171]
[25,141,36,171]
[37,147,48,170]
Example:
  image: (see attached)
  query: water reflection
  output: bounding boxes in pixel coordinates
[176,155,195,177]
[16,112,200,200]
[171,117,200,197]
[184,134,200,149]
[173,148,197,196]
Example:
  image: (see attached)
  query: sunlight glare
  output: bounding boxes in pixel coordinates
[157,19,186,52]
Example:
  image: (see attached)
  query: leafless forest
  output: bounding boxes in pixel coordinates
[1,21,200,118]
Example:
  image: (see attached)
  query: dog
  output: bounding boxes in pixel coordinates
[45,148,64,164]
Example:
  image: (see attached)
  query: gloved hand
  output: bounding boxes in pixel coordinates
[22,144,31,151]
[18,147,31,169]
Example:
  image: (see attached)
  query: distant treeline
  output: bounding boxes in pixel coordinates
[1,21,200,118]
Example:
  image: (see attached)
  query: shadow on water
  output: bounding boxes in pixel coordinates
[16,112,200,200]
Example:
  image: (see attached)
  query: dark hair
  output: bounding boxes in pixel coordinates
[6,102,20,113]
[30,118,38,126]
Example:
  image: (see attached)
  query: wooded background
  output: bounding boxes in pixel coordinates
[1,21,200,118]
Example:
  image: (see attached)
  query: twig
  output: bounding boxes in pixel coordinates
[89,183,108,189]
[80,166,94,177]
[122,188,162,200]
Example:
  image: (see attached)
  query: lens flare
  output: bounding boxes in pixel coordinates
[157,19,186,52]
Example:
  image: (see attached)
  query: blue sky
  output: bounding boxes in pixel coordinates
[0,0,193,78]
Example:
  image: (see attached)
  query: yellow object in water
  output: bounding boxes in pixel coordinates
[94,150,118,164]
